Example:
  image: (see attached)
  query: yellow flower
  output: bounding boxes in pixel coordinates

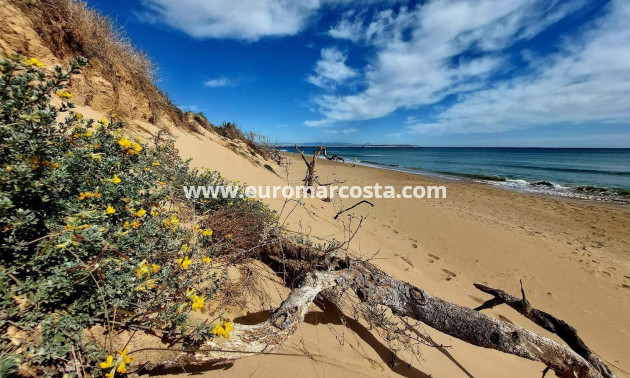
[89,153,103,162]
[118,138,131,149]
[178,256,192,269]
[181,243,189,252]
[201,229,213,237]
[99,355,114,369]
[212,321,231,338]
[228,202,234,206]
[191,294,205,311]
[78,191,92,200]
[152,161,160,166]
[226,233,233,239]
[111,174,121,184]
[136,262,150,278]
[122,221,130,229]
[131,220,141,229]
[24,57,44,67]
[134,208,147,218]
[55,90,72,99]
[132,143,143,153]
[106,205,116,214]
[84,130,93,137]
[224,321,233,334]
[101,118,110,126]
[117,361,127,373]
[163,215,179,229]
[56,241,70,249]
[75,113,83,119]
[202,256,212,264]
[105,373,114,378]
[212,323,225,337]
[118,347,134,364]
[150,210,159,217]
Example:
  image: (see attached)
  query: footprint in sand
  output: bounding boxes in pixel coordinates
[398,255,414,267]
[428,253,441,260]
[498,314,513,324]
[441,269,457,281]
[411,243,418,248]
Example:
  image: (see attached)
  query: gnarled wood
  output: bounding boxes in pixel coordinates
[159,240,612,378]
[473,282,613,378]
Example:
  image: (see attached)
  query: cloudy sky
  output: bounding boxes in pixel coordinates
[87,0,630,147]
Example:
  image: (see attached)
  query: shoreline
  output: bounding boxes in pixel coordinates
[283,151,630,206]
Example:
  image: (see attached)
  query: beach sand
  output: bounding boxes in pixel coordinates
[158,138,630,377]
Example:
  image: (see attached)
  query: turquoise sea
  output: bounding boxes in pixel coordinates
[289,147,630,203]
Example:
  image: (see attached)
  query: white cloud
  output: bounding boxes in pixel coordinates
[307,0,601,130]
[328,10,364,42]
[307,47,358,88]
[139,0,395,41]
[407,0,630,134]
[342,128,359,134]
[140,0,323,41]
[204,77,236,87]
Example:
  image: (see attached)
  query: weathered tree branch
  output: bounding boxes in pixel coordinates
[159,240,612,378]
[473,281,613,378]
[333,200,374,219]
[295,146,356,189]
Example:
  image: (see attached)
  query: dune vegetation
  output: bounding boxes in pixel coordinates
[0,54,274,376]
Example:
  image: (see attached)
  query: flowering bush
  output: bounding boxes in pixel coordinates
[0,56,274,376]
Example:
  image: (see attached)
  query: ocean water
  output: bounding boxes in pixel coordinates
[289,147,630,203]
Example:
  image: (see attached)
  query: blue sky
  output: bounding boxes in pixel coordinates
[86,0,630,147]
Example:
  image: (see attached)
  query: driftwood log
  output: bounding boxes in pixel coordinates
[153,239,614,378]
[473,282,613,378]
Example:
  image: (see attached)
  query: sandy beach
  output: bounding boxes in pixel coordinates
[163,137,630,377]
[2,1,629,376]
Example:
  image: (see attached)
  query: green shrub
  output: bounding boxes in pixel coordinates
[0,55,274,377]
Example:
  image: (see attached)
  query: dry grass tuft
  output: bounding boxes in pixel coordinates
[12,0,191,129]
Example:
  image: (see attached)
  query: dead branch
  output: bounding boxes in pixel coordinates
[259,241,613,378]
[156,237,614,378]
[333,200,375,220]
[295,145,318,188]
[473,281,613,378]
[295,145,355,189]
